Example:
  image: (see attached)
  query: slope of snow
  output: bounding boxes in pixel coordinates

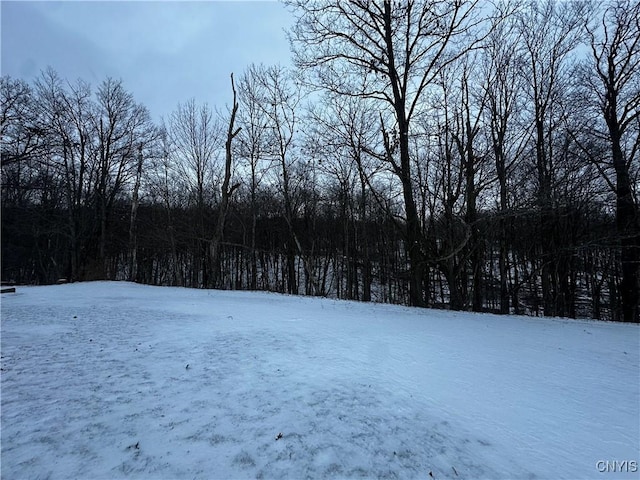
[1,282,638,479]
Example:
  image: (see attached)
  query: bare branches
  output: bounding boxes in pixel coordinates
[287,0,487,122]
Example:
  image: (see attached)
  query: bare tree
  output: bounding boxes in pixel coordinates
[210,74,241,287]
[93,78,154,277]
[32,70,97,281]
[246,63,310,294]
[516,0,590,316]
[167,98,221,286]
[1,76,44,214]
[305,93,381,300]
[585,0,640,322]
[146,126,186,285]
[287,0,489,306]
[1,76,42,169]
[481,10,529,313]
[447,59,492,312]
[127,144,144,282]
[237,65,276,290]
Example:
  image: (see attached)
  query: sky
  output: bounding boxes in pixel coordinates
[1,0,294,122]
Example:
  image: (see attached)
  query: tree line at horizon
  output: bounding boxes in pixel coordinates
[2,0,638,322]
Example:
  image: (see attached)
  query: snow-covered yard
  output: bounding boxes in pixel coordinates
[1,282,638,479]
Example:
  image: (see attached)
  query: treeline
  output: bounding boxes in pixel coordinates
[2,0,638,321]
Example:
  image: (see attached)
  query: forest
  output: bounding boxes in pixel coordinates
[1,0,638,322]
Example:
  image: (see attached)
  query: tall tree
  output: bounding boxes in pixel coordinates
[481,11,529,313]
[146,127,185,285]
[287,0,487,306]
[93,78,154,277]
[210,74,241,287]
[248,64,308,294]
[448,59,491,312]
[168,99,221,286]
[32,70,97,281]
[585,0,640,322]
[517,0,590,316]
[305,93,380,300]
[237,65,276,290]
[128,145,144,282]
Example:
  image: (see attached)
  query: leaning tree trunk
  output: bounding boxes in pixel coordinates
[210,74,241,288]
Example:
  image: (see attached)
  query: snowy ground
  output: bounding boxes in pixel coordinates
[1,282,638,479]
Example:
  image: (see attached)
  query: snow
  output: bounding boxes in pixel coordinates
[1,281,638,479]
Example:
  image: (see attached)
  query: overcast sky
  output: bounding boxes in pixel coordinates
[1,0,294,122]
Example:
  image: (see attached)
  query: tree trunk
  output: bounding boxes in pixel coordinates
[128,146,143,282]
[210,74,241,288]
[610,124,639,322]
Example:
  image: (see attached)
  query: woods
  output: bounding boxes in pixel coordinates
[1,0,638,322]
